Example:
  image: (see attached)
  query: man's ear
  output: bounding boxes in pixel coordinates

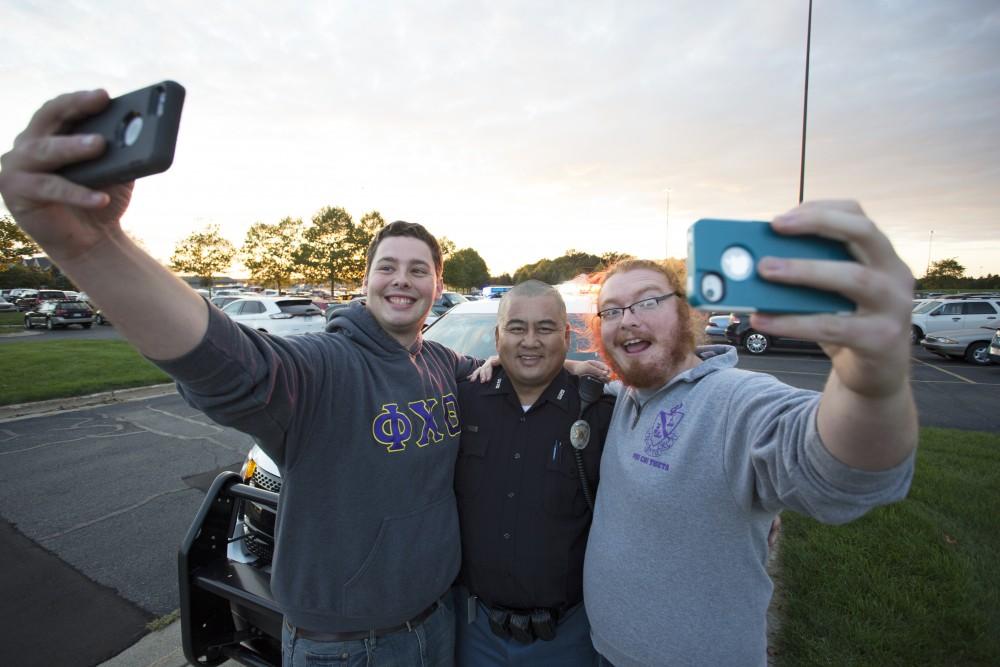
[494,325,500,351]
[564,323,571,346]
[361,274,369,295]
[435,276,444,300]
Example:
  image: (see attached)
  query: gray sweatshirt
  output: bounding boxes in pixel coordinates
[583,345,914,667]
[155,302,477,632]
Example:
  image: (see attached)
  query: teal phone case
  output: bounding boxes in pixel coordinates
[686,218,856,314]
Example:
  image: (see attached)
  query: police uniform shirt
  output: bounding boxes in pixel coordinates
[455,368,614,611]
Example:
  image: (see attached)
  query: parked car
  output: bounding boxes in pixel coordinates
[920,327,996,365]
[23,300,94,329]
[989,328,1000,364]
[423,291,470,327]
[704,313,731,343]
[220,297,325,336]
[0,296,16,313]
[724,313,821,355]
[210,295,242,310]
[15,289,67,311]
[325,295,367,322]
[911,297,1000,344]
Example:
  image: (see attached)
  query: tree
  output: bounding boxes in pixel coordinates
[925,258,965,280]
[438,236,457,261]
[1,215,39,265]
[296,207,357,295]
[241,217,303,291]
[169,224,235,289]
[922,257,966,289]
[347,210,386,284]
[513,250,603,284]
[490,273,513,285]
[443,248,490,290]
[598,251,636,270]
[0,264,49,289]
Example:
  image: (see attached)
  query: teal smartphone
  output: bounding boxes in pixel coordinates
[686,218,856,314]
[58,80,185,188]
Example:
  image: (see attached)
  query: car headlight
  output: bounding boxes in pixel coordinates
[927,336,957,344]
[240,454,257,482]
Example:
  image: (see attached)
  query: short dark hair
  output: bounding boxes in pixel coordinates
[365,221,443,279]
[498,280,567,324]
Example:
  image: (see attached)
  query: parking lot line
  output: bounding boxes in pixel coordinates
[911,356,977,385]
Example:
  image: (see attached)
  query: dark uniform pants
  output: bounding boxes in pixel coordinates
[452,588,598,666]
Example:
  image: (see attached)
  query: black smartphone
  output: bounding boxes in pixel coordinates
[687,218,856,314]
[58,80,185,188]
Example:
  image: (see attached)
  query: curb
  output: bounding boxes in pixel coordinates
[0,383,178,423]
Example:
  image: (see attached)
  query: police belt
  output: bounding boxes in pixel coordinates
[480,599,578,644]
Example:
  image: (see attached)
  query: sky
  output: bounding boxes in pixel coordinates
[2,0,999,279]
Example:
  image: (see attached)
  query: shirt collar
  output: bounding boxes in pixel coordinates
[486,367,575,414]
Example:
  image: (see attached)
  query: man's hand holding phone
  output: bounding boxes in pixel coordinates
[0,89,137,261]
[0,84,208,362]
[752,200,915,399]
[0,82,183,261]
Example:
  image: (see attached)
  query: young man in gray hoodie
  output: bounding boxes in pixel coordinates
[582,201,918,666]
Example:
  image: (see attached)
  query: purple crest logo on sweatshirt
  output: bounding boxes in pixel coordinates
[644,403,684,457]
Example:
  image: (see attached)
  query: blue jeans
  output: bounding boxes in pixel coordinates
[453,588,598,666]
[282,596,455,667]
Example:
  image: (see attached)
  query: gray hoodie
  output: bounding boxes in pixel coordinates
[583,345,914,666]
[155,302,477,632]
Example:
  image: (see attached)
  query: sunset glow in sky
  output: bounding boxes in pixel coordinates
[3,1,999,278]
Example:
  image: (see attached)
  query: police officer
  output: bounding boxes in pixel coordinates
[455,280,614,666]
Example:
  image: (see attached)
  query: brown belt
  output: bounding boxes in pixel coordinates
[294,600,440,642]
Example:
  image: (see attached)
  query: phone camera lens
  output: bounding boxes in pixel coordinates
[701,273,725,303]
[721,246,754,281]
[121,113,144,147]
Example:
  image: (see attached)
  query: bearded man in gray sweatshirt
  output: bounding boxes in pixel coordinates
[583,201,918,667]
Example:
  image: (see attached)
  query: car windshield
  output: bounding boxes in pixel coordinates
[423,313,597,361]
[57,302,89,311]
[276,299,320,315]
[914,300,942,314]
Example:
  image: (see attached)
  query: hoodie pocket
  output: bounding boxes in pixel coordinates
[342,495,460,618]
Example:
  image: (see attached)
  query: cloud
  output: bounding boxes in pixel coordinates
[1,0,998,277]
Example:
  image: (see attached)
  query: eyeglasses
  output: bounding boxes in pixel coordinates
[596,293,677,322]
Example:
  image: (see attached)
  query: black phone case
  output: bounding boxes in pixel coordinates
[58,80,185,188]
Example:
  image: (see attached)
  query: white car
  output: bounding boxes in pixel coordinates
[920,327,996,365]
[220,296,325,337]
[910,297,1000,344]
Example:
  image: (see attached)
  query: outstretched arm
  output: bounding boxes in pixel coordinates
[0,89,208,360]
[750,200,918,471]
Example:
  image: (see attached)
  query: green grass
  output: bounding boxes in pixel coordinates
[0,340,171,405]
[0,310,22,328]
[775,428,1000,666]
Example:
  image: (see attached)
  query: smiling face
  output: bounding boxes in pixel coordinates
[363,235,443,347]
[496,291,570,403]
[597,267,698,389]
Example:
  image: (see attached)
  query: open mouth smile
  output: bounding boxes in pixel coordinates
[620,338,651,354]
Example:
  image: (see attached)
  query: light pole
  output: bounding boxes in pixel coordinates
[926,230,934,276]
[664,188,672,260]
[798,0,813,204]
